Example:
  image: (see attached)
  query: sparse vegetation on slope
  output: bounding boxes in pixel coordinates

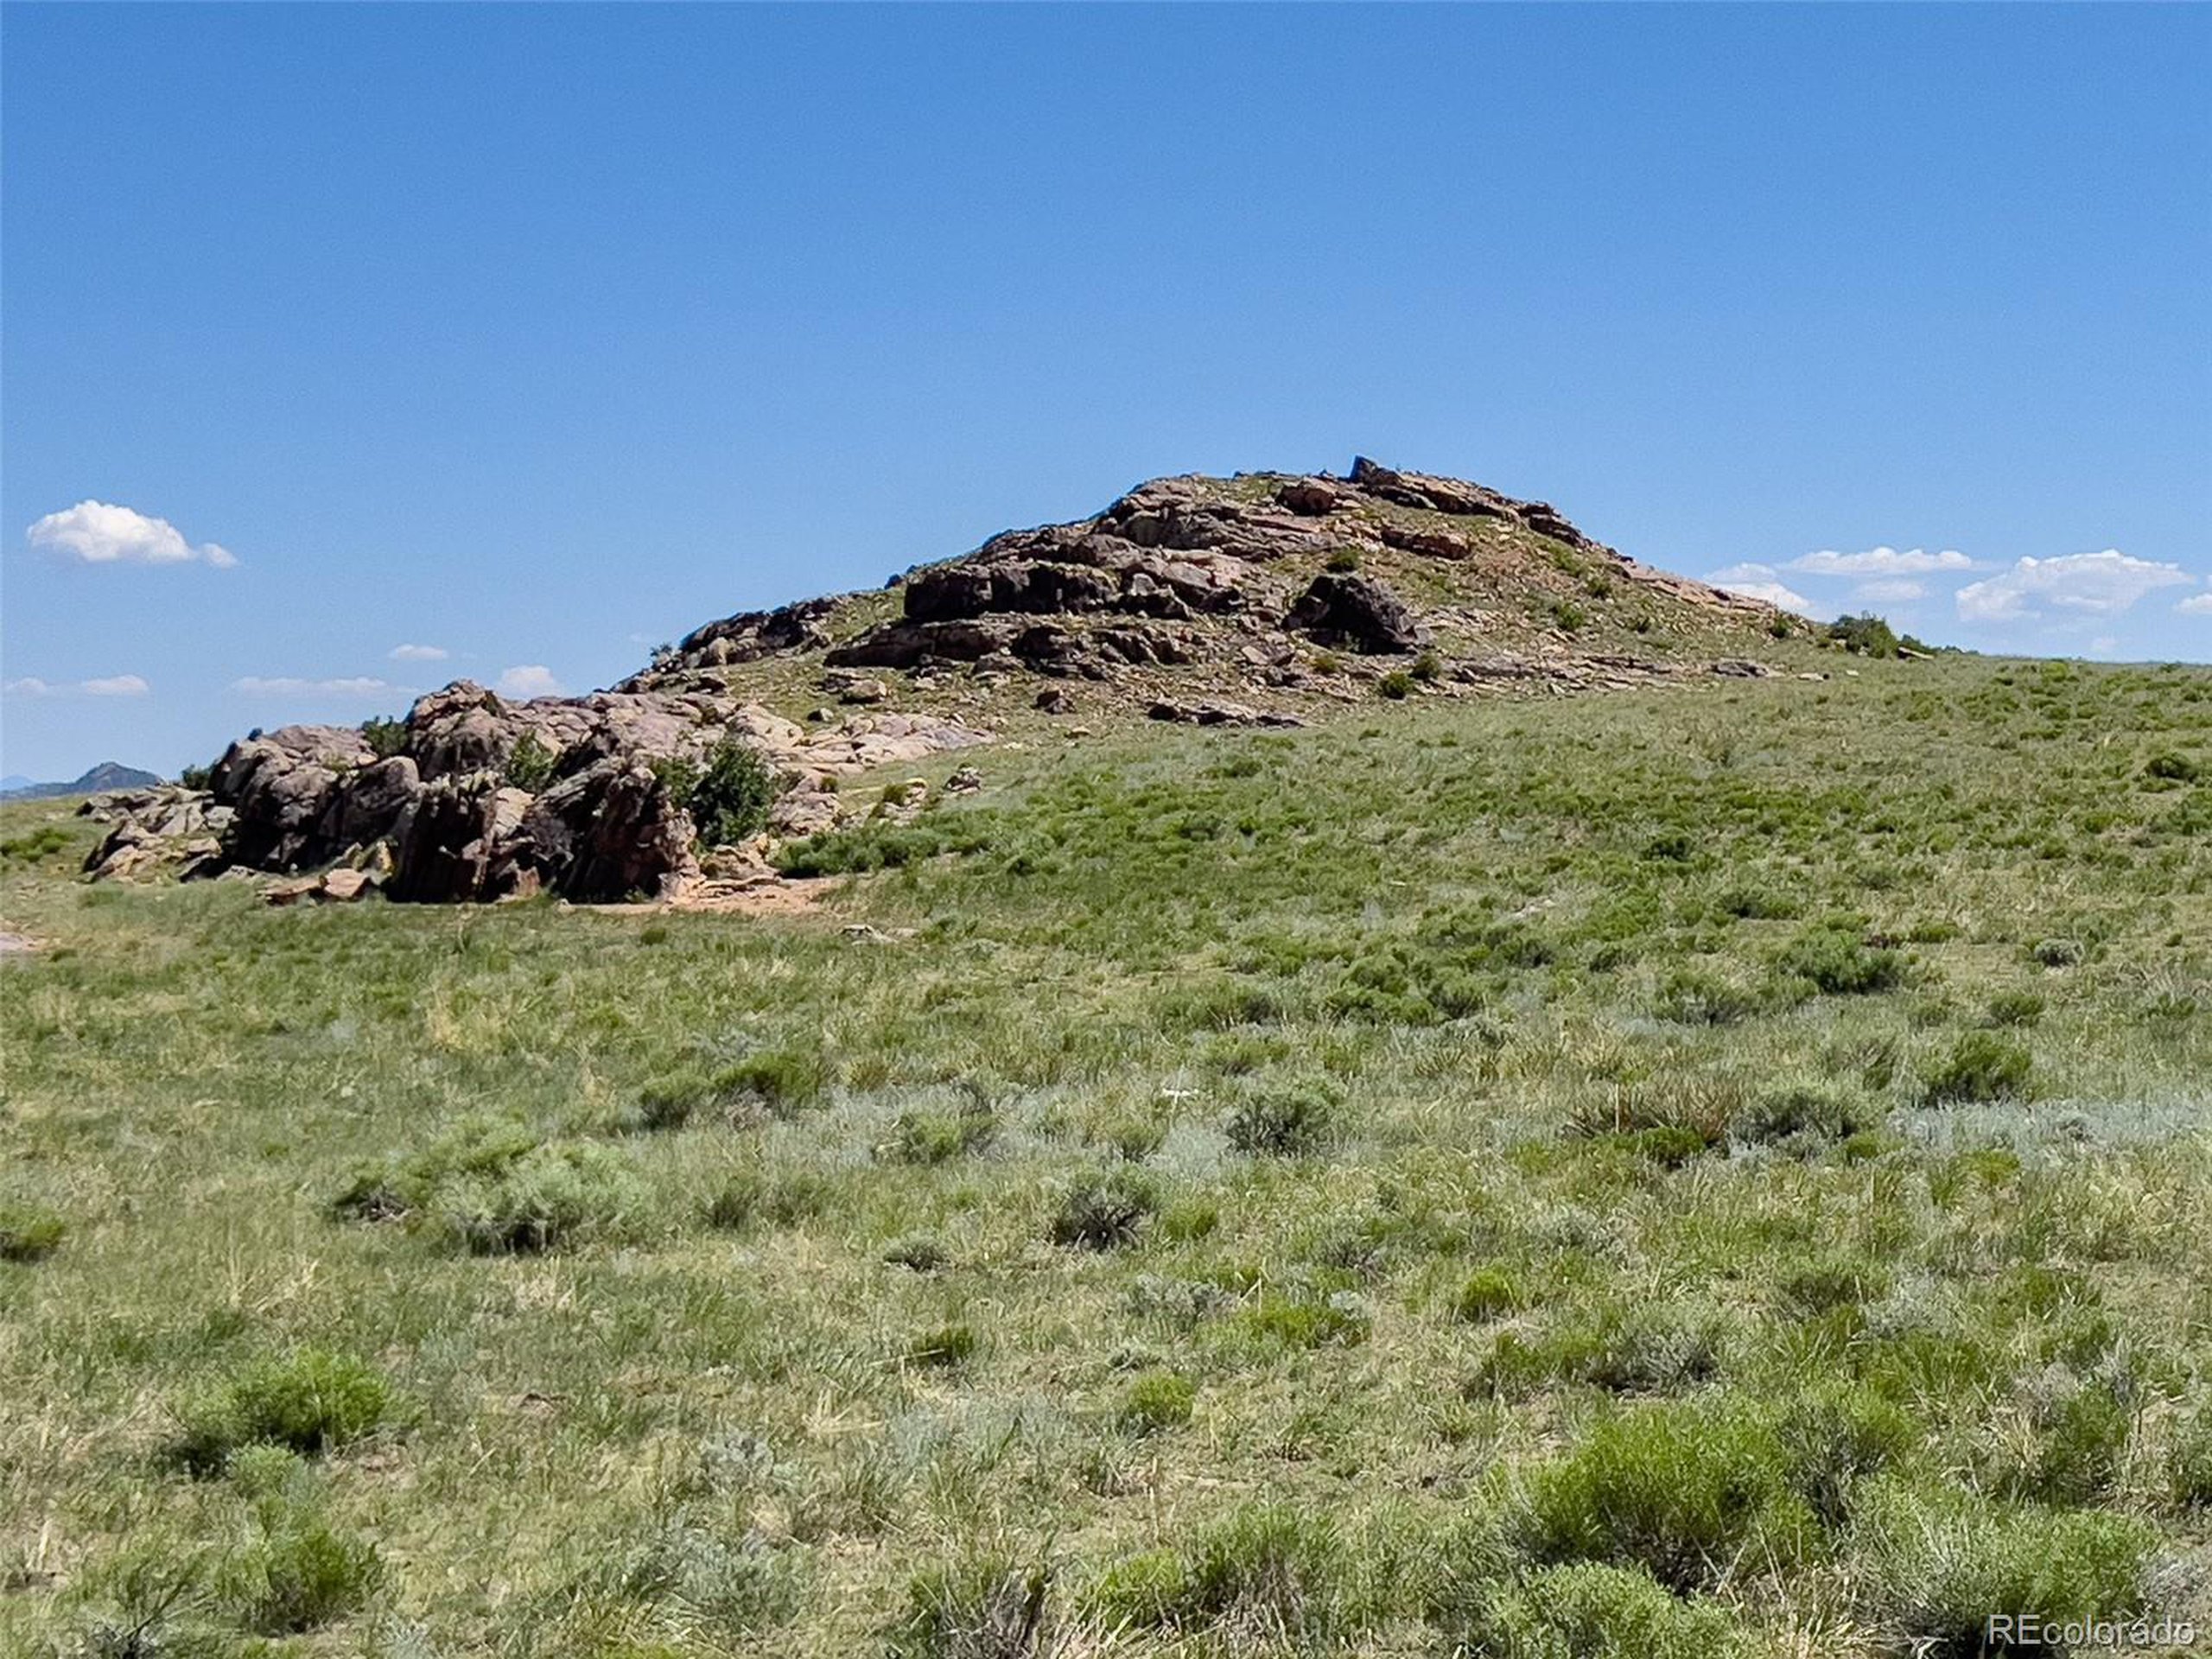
[3,655,2209,1655]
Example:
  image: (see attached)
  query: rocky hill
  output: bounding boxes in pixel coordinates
[80,459,1797,904]
[2,761,162,800]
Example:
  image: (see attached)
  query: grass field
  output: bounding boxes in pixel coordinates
[3,656,2210,1657]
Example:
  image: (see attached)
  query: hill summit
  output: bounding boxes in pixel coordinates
[83,460,1796,903]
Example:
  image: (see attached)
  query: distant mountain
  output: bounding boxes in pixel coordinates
[0,775,34,793]
[0,761,164,800]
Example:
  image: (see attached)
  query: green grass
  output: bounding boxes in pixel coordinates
[3,656,2209,1655]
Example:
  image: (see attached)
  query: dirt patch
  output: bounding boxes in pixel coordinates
[677,876,842,919]
[0,931,35,957]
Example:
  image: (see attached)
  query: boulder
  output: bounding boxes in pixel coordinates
[517,759,699,901]
[1287,572,1423,653]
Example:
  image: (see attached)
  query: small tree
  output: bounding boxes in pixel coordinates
[1827,614,1899,658]
[359,717,408,760]
[661,736,777,846]
[504,734,557,791]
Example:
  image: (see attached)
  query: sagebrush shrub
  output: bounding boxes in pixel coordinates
[220,1512,385,1634]
[1778,925,1904,995]
[2168,1402,2212,1508]
[1848,1478,2156,1657]
[1453,1267,1524,1325]
[1224,1077,1339,1156]
[169,1349,398,1475]
[887,1552,1052,1659]
[0,1205,66,1263]
[906,1323,979,1370]
[432,1141,644,1253]
[703,1168,830,1233]
[1923,1031,2032,1104]
[1118,1370,1196,1436]
[1049,1168,1158,1249]
[882,1106,997,1166]
[1512,1397,1812,1591]
[1459,1561,1750,1658]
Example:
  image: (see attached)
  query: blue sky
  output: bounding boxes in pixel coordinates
[3,3,2208,780]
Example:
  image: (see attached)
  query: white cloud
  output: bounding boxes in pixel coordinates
[1853,578,1927,604]
[27,500,239,568]
[1955,550,2194,624]
[2177,591,2212,616]
[496,664,563,699]
[232,676,397,698]
[389,643,449,662]
[4,673,151,697]
[1705,563,1811,613]
[1788,546,1978,577]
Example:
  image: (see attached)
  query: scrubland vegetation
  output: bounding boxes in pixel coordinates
[3,656,2209,1656]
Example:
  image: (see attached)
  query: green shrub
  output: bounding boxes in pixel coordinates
[884,1234,950,1273]
[431,1140,645,1253]
[1777,1382,1916,1527]
[168,1349,398,1475]
[1990,1373,2131,1506]
[2144,751,2200,783]
[1224,1078,1340,1157]
[1737,1083,1876,1148]
[703,1169,830,1233]
[503,732,557,791]
[1984,989,2046,1027]
[1651,968,1758,1026]
[887,1551,1052,1659]
[179,761,214,791]
[1778,925,1904,995]
[359,716,408,760]
[219,1512,385,1634]
[905,1323,979,1370]
[1471,1302,1726,1400]
[1458,1561,1751,1658]
[1325,548,1363,573]
[1379,669,1414,700]
[1453,1267,1525,1325]
[1849,1478,2157,1656]
[1511,1397,1812,1591]
[1049,1168,1158,1250]
[1118,1370,1196,1436]
[1093,1503,1348,1641]
[881,1106,998,1166]
[1411,648,1443,682]
[2168,1402,2212,1508]
[1828,613,1900,658]
[0,1205,66,1263]
[1225,1288,1371,1352]
[1923,1031,2032,1104]
[2030,937,2083,968]
[664,735,779,846]
[329,1115,540,1223]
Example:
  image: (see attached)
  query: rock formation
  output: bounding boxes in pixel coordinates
[85,459,1789,904]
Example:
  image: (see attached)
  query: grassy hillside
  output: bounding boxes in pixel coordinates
[3,657,2209,1656]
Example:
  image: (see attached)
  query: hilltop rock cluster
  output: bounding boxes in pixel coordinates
[639,458,1738,689]
[82,459,1787,905]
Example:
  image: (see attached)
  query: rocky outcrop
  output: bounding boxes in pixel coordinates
[81,458,1794,905]
[81,786,233,881]
[1287,572,1423,654]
